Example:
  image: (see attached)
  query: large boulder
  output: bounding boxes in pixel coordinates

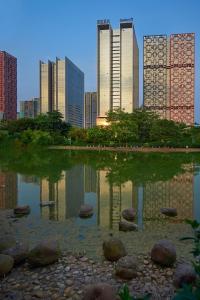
[122,208,135,222]
[119,221,138,232]
[0,254,14,276]
[28,240,61,267]
[2,241,29,265]
[79,204,93,218]
[82,283,117,300]
[151,239,176,267]
[0,235,16,252]
[14,205,30,216]
[103,237,126,262]
[173,263,196,288]
[160,208,177,217]
[115,255,138,280]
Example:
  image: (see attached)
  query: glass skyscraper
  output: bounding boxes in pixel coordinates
[84,92,97,128]
[40,57,84,127]
[97,18,139,125]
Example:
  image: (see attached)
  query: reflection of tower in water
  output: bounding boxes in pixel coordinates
[0,172,17,209]
[40,165,84,221]
[97,170,136,229]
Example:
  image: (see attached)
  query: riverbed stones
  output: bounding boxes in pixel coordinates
[119,220,138,232]
[173,263,196,288]
[2,241,29,265]
[82,283,117,300]
[151,240,176,267]
[121,208,135,222]
[0,235,16,252]
[14,205,30,216]
[160,208,177,217]
[115,255,138,279]
[103,237,126,262]
[28,240,61,267]
[0,254,14,276]
[79,204,93,218]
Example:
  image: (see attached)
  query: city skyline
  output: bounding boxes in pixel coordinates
[0,0,199,121]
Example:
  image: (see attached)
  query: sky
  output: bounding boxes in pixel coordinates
[0,0,199,121]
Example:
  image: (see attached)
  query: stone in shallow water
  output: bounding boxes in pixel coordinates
[0,254,14,276]
[173,263,196,288]
[115,255,138,279]
[151,239,176,267]
[14,205,30,216]
[119,220,138,232]
[121,208,135,221]
[28,239,61,267]
[0,235,16,252]
[103,237,126,262]
[160,208,177,217]
[2,241,29,265]
[82,283,117,300]
[79,204,93,218]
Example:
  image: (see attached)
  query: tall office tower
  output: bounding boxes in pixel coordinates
[40,57,84,127]
[0,172,17,209]
[20,98,39,118]
[97,18,139,125]
[84,92,97,128]
[143,33,195,125]
[0,51,17,120]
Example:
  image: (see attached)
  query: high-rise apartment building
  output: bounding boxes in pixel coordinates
[0,51,17,120]
[20,98,39,118]
[40,57,84,127]
[97,18,139,125]
[143,33,195,125]
[84,92,97,128]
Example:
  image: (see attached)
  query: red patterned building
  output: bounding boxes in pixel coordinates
[0,51,17,120]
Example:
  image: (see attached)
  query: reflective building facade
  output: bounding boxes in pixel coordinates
[0,51,17,120]
[40,57,84,127]
[20,98,39,118]
[143,33,195,125]
[84,92,97,128]
[97,19,139,123]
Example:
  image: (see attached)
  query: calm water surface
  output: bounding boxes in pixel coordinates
[1,148,200,258]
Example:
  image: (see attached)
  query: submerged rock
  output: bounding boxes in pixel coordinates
[79,204,93,218]
[119,220,138,232]
[0,235,16,252]
[173,263,196,288]
[0,254,14,276]
[14,205,30,216]
[122,208,135,222]
[115,255,138,279]
[151,239,176,267]
[160,208,177,217]
[83,283,117,300]
[28,239,61,267]
[103,237,126,262]
[2,241,29,265]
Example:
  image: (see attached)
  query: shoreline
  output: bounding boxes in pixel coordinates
[49,145,200,153]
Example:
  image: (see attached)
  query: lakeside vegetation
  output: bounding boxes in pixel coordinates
[1,109,200,148]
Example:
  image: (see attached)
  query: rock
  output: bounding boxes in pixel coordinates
[79,204,93,218]
[0,235,16,252]
[115,255,138,279]
[119,220,138,232]
[160,208,177,217]
[82,283,117,300]
[14,205,30,216]
[28,240,61,267]
[151,239,176,267]
[0,254,14,276]
[2,241,29,265]
[122,208,135,221]
[173,263,196,288]
[103,237,126,262]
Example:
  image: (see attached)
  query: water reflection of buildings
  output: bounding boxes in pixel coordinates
[0,172,17,208]
[40,166,85,220]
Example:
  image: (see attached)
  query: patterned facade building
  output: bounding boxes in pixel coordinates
[97,19,139,125]
[0,51,17,120]
[40,57,84,127]
[20,98,39,118]
[84,92,97,128]
[143,33,195,125]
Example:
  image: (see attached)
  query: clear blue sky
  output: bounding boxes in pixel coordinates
[0,0,199,121]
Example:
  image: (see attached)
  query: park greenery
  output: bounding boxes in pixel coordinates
[0,109,200,148]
